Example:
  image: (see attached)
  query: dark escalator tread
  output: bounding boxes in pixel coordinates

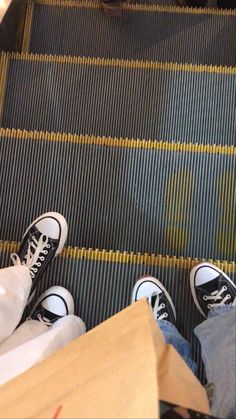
[25,0,236,66]
[0,128,235,261]
[1,54,236,146]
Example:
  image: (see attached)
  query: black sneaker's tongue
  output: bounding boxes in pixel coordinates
[201,274,223,294]
[32,305,61,324]
[151,294,157,309]
[21,226,57,261]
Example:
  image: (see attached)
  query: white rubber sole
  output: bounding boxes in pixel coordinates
[22,212,68,256]
[131,276,176,320]
[190,262,236,318]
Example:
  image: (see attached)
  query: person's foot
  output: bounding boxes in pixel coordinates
[131,276,176,324]
[217,0,236,9]
[190,262,236,318]
[29,286,74,327]
[10,212,68,300]
[100,0,123,17]
[175,0,207,6]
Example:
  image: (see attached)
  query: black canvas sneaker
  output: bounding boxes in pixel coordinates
[10,212,68,301]
[131,276,176,324]
[190,262,236,318]
[29,286,75,326]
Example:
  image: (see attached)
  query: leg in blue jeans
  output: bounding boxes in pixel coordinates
[195,305,236,419]
[190,262,236,419]
[158,319,197,374]
[132,266,236,419]
[159,307,236,419]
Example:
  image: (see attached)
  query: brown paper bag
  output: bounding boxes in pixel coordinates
[0,300,209,418]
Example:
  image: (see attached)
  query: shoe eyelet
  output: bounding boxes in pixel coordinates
[207,304,211,309]
[203,295,207,301]
[222,286,227,291]
[46,244,51,249]
[226,294,231,300]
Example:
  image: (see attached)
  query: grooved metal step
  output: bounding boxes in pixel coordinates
[0,0,235,387]
[0,128,235,261]
[0,241,235,382]
[1,53,236,145]
[22,0,236,67]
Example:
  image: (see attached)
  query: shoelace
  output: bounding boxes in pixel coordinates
[10,234,51,279]
[203,286,232,309]
[36,313,52,327]
[152,294,168,320]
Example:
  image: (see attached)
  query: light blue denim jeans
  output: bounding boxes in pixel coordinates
[158,319,197,373]
[159,306,236,419]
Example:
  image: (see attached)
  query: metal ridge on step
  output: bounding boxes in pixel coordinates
[27,0,236,16]
[1,240,235,273]
[1,51,236,75]
[0,128,235,155]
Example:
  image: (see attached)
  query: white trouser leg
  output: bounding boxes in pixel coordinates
[0,266,32,344]
[0,319,48,355]
[0,314,86,385]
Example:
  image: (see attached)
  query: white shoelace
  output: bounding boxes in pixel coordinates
[152,294,168,320]
[10,234,50,279]
[203,286,231,309]
[36,313,52,327]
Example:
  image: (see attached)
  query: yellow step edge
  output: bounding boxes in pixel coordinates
[0,240,235,273]
[2,51,236,75]
[0,54,9,124]
[22,0,34,53]
[29,0,236,17]
[0,128,235,155]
